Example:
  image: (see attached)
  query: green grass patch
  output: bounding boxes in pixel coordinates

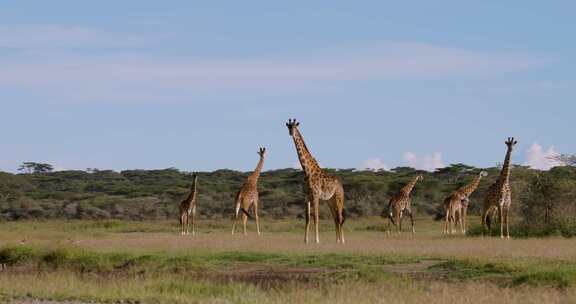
[429,259,516,280]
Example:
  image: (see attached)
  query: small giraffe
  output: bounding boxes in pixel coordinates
[286,119,346,244]
[179,173,198,236]
[386,174,423,235]
[232,147,266,236]
[482,137,517,238]
[442,170,488,235]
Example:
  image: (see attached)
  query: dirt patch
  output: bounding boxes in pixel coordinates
[382,259,444,274]
[11,301,94,304]
[198,263,330,289]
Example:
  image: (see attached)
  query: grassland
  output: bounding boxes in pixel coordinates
[0,217,575,303]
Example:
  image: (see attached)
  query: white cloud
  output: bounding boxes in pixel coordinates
[403,152,444,172]
[362,158,388,171]
[525,142,561,170]
[0,25,171,49]
[0,28,552,103]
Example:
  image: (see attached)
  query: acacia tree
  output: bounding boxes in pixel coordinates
[554,154,576,167]
[18,162,54,174]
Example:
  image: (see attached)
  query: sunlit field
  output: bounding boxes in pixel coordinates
[1,217,575,303]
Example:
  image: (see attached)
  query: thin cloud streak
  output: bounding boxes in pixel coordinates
[0,26,552,103]
[0,25,172,49]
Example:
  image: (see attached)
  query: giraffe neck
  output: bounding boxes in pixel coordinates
[457,174,482,196]
[186,177,197,202]
[247,156,265,184]
[292,128,321,176]
[401,176,420,195]
[499,147,513,186]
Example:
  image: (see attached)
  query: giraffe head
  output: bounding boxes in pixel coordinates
[286,118,300,137]
[479,170,488,177]
[257,147,266,158]
[192,173,198,181]
[505,137,518,150]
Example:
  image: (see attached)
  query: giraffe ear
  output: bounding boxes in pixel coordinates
[296,122,300,127]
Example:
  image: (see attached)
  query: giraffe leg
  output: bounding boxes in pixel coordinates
[451,206,458,235]
[504,206,510,239]
[396,212,401,235]
[488,210,493,237]
[462,206,468,235]
[183,214,188,236]
[406,208,415,234]
[498,205,504,239]
[184,212,190,235]
[254,201,261,236]
[232,212,239,235]
[398,210,403,234]
[328,195,345,244]
[481,208,489,237]
[392,208,400,235]
[337,189,346,244]
[448,209,454,234]
[386,212,392,237]
[338,201,345,244]
[191,207,196,236]
[242,212,248,236]
[304,201,311,244]
[232,198,241,235]
[457,209,464,235]
[179,213,184,236]
[339,208,345,244]
[328,201,340,243]
[442,207,448,235]
[313,197,320,244]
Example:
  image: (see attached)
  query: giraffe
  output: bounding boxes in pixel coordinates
[232,147,266,236]
[482,137,517,238]
[286,119,346,244]
[442,170,488,235]
[179,173,198,236]
[385,174,423,235]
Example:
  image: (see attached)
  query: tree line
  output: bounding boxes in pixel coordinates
[0,162,575,236]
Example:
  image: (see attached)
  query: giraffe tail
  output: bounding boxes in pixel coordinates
[241,208,252,219]
[234,195,253,220]
[234,196,242,219]
[339,209,346,225]
[389,211,396,225]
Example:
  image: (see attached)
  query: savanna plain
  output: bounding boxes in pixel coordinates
[1,217,575,304]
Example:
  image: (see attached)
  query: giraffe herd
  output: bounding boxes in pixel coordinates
[180,119,517,243]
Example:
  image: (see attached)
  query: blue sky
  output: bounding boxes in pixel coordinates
[0,1,574,172]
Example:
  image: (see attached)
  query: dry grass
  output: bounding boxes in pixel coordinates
[1,218,575,303]
[2,273,575,304]
[1,217,575,260]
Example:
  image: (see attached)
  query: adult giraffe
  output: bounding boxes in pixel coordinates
[482,137,517,238]
[286,119,345,244]
[232,148,266,236]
